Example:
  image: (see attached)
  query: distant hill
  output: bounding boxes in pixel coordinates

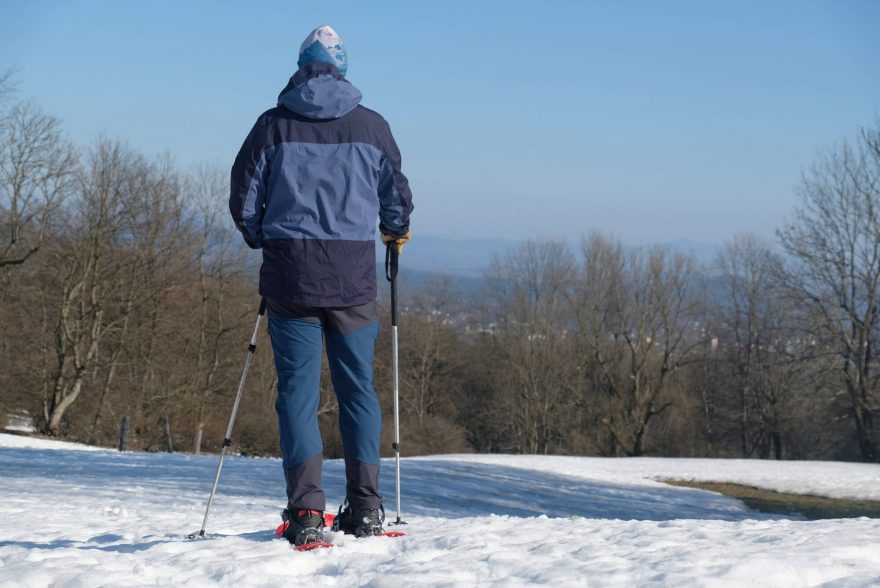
[658,239,724,265]
[377,236,723,278]
[375,236,519,278]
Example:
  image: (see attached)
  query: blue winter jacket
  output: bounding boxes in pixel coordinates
[230,62,413,307]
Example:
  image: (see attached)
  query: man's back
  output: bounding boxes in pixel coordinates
[230,61,412,307]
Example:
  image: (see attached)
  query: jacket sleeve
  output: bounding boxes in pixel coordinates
[229,116,271,249]
[376,120,414,238]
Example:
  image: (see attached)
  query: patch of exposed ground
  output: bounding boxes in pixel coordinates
[664,480,880,520]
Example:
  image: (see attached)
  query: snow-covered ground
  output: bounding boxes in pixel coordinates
[1,433,879,587]
[430,453,880,502]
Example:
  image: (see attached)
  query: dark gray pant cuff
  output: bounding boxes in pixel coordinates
[345,457,381,511]
[285,453,325,511]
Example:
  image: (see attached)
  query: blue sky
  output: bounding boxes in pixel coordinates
[1,0,878,245]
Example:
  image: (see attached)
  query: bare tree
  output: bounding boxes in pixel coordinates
[400,276,461,427]
[42,140,148,434]
[486,240,577,454]
[86,154,188,439]
[712,234,802,458]
[0,68,17,107]
[0,102,76,268]
[573,235,704,456]
[778,123,880,462]
[388,276,473,454]
[185,164,251,453]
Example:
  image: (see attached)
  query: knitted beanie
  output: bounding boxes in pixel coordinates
[297,25,348,77]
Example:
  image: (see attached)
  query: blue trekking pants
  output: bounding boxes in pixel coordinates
[266,299,382,512]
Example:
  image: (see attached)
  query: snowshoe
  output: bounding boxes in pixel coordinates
[331,501,388,538]
[276,508,333,551]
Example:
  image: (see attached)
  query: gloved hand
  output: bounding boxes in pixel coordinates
[380,229,412,255]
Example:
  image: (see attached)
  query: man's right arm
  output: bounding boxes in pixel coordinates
[376,120,414,241]
[229,116,271,249]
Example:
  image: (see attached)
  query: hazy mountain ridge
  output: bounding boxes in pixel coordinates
[377,235,723,278]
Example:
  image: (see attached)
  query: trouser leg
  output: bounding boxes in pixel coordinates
[325,304,382,511]
[344,457,381,511]
[267,311,325,511]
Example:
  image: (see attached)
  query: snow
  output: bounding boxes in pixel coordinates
[1,433,879,587]
[0,433,106,452]
[429,453,880,502]
[2,412,36,434]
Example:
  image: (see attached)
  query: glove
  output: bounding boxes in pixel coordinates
[381,229,412,255]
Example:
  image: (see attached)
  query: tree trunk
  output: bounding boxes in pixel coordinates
[854,406,877,462]
[47,373,84,435]
[771,431,782,460]
[193,421,204,454]
[193,401,206,454]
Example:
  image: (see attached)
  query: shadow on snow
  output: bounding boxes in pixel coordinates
[1,444,787,522]
[0,443,785,554]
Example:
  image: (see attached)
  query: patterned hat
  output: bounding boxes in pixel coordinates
[297,25,348,77]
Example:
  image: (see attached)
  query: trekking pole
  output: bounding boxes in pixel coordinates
[189,298,266,539]
[385,243,406,526]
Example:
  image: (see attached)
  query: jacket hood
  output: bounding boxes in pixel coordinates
[278,62,362,120]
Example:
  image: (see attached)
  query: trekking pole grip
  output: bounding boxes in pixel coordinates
[385,243,398,326]
[385,242,399,281]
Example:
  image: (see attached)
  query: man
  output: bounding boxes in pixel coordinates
[229,25,413,547]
